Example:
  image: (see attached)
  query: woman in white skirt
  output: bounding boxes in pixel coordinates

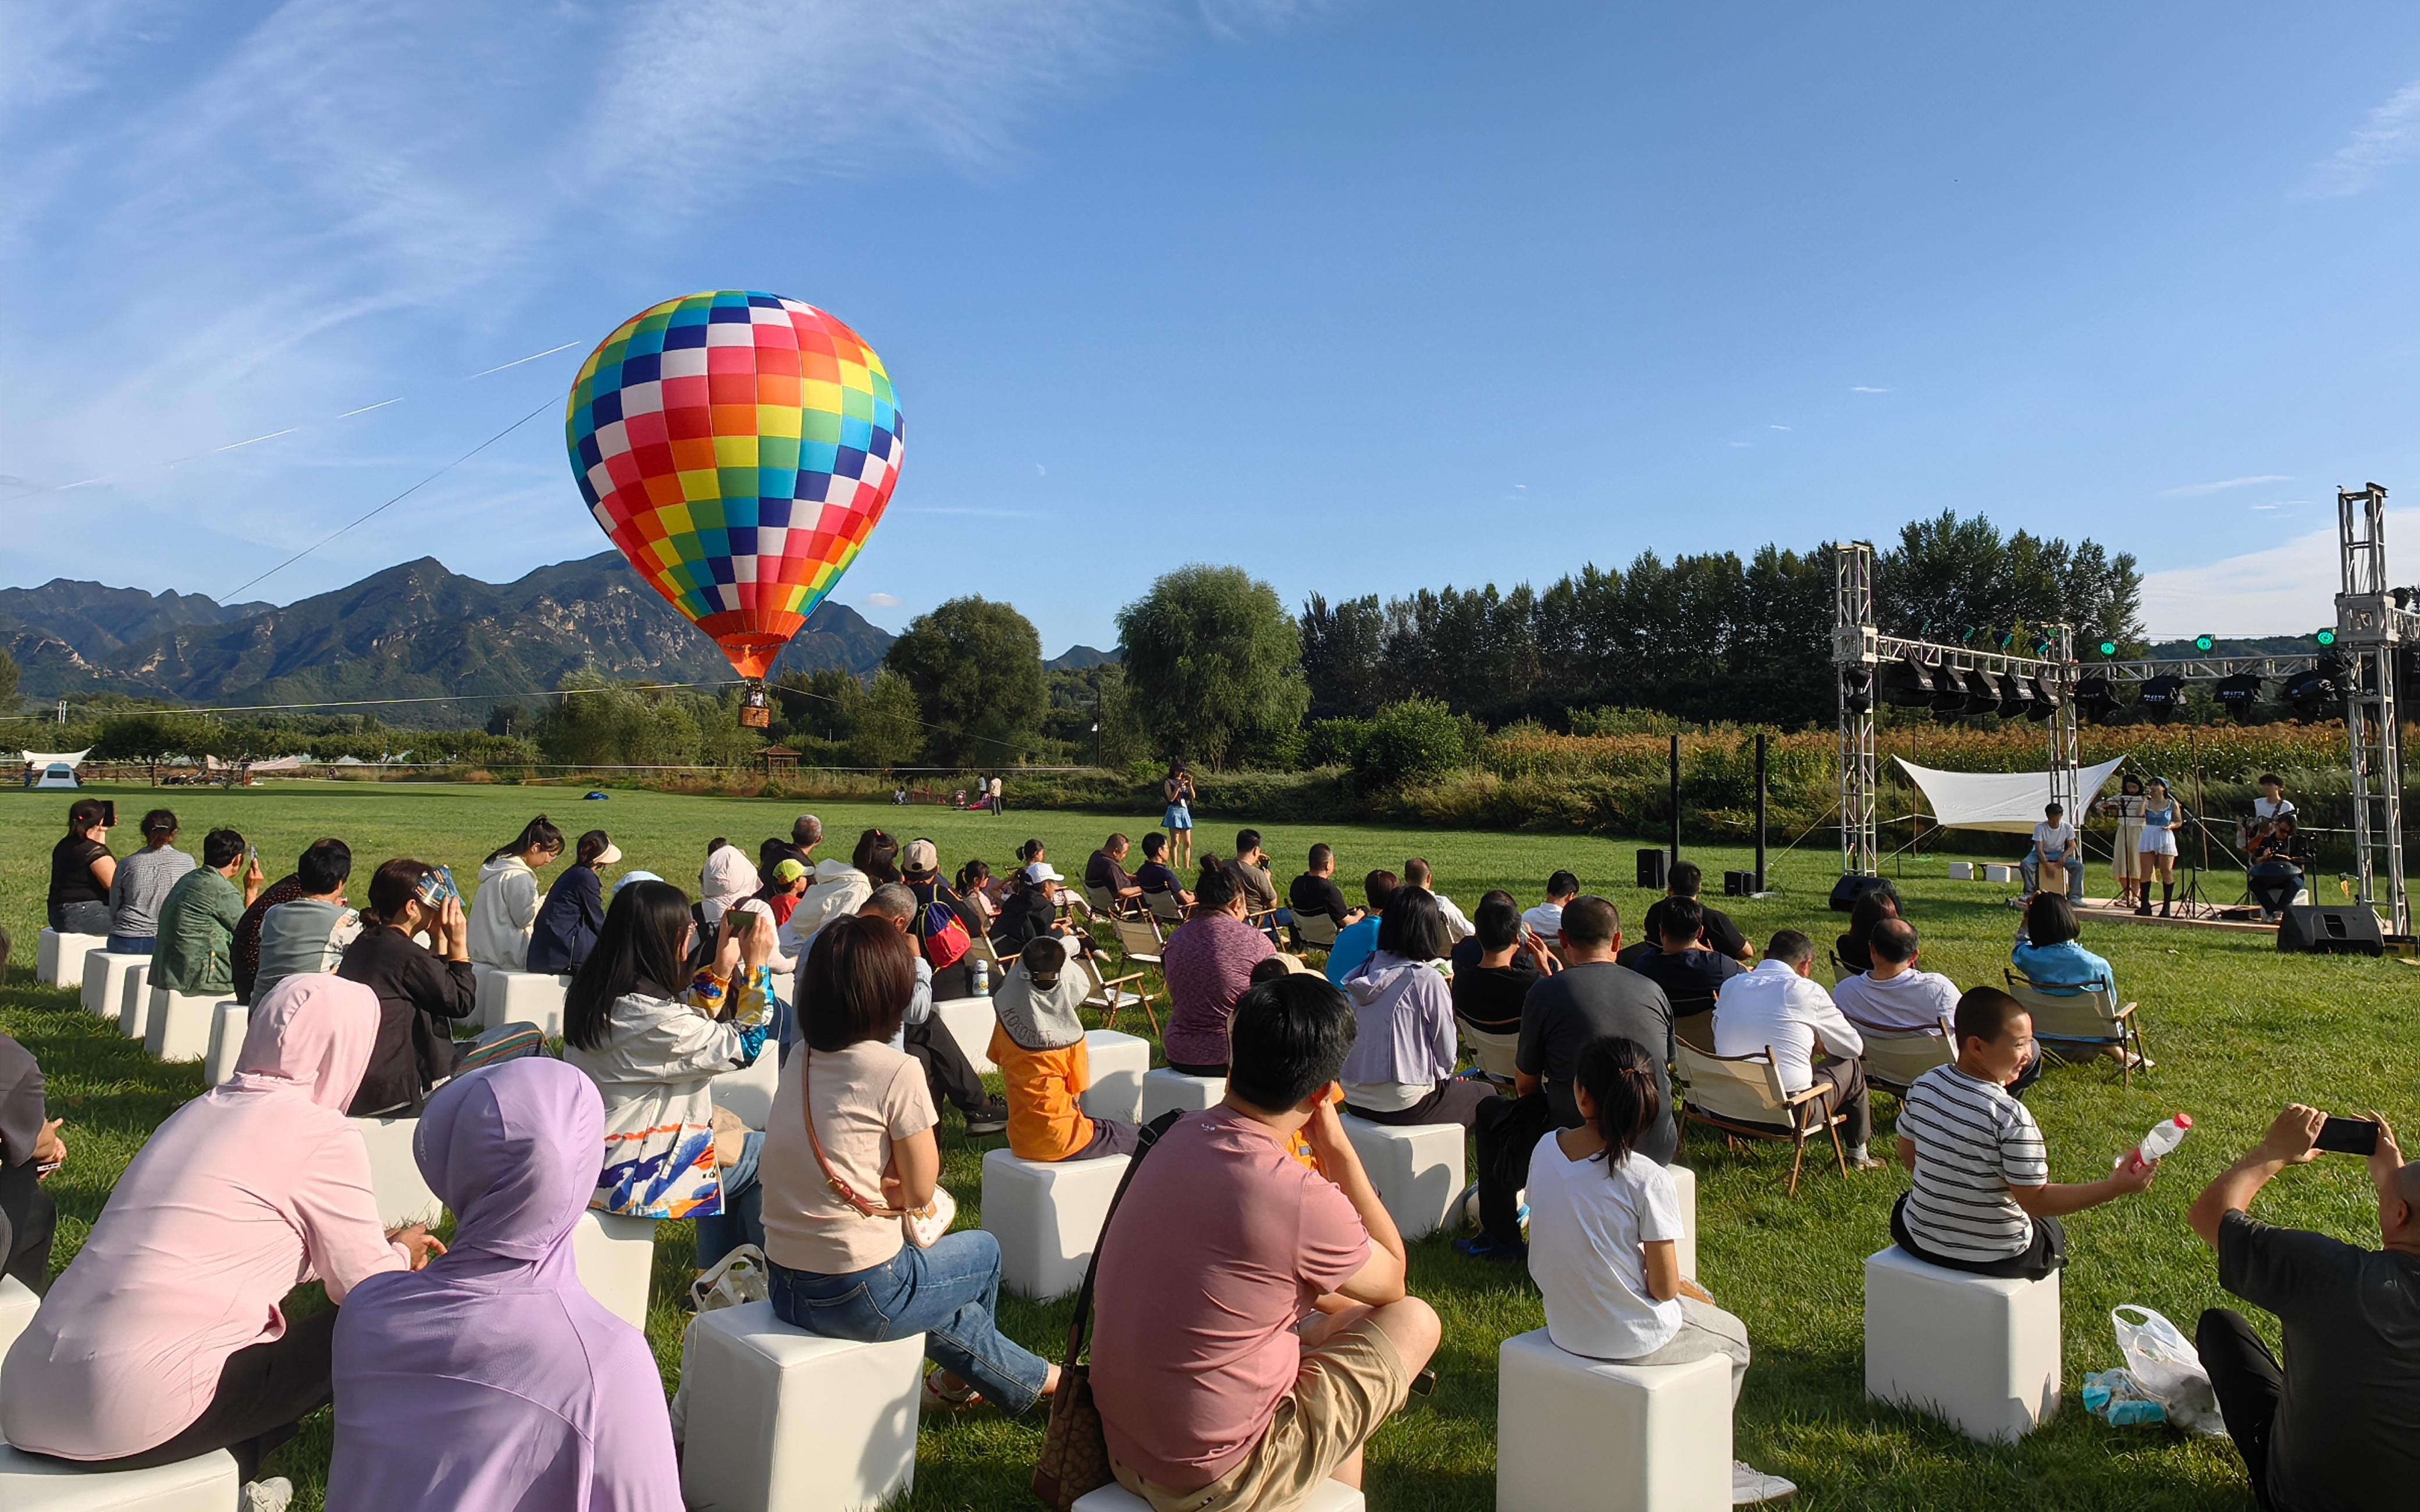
[2098,773,2148,910]
[2136,776,2181,917]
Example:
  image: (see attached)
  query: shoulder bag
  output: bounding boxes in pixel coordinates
[800,1050,956,1249]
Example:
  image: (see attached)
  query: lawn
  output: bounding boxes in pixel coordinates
[5,779,2410,1509]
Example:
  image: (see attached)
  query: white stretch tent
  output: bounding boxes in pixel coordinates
[1895,755,2125,835]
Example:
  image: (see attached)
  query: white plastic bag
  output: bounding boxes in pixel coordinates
[669,1244,771,1441]
[2112,1305,2226,1436]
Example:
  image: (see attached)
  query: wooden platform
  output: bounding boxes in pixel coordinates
[2002,893,2280,936]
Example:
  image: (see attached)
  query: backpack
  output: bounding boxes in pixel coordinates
[917,896,971,971]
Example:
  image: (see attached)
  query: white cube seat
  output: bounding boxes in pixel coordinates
[1080,1030,1149,1125]
[474,969,568,1039]
[1983,864,2016,883]
[572,1210,657,1330]
[710,1047,781,1131]
[1948,861,1976,880]
[37,930,104,991]
[678,1301,923,1512]
[1075,1482,1363,1512]
[1497,1329,1731,1512]
[1140,1067,1223,1122]
[929,996,997,1077]
[204,1003,250,1086]
[0,1274,39,1381]
[1339,1114,1464,1241]
[981,1148,1129,1301]
[1864,1246,2060,1443]
[144,987,227,1064]
[1668,1162,1698,1281]
[80,953,147,1021]
[353,1116,443,1228]
[0,1446,241,1510]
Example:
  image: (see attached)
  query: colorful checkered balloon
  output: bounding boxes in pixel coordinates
[566,291,902,679]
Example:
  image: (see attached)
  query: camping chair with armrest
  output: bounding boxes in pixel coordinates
[1290,910,1340,955]
[1860,1017,1956,1100]
[1066,948,1158,1039]
[1673,1041,1849,1197]
[1144,889,1187,927]
[1828,949,1855,986]
[1671,1004,1718,1055]
[2003,969,2148,1087]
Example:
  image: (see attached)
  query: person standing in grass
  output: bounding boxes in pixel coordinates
[106,809,193,955]
[1161,762,1196,869]
[152,830,266,998]
[1525,1036,1795,1506]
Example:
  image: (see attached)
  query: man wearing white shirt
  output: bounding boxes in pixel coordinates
[1522,870,1578,942]
[1713,930,1881,1168]
[2022,803,2084,902]
[2252,774,2295,826]
[1404,857,1474,943]
[1831,919,1960,1033]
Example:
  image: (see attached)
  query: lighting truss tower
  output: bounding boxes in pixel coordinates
[1835,543,1879,877]
[2337,483,2412,935]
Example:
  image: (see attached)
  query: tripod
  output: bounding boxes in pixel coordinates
[2172,729,2220,919]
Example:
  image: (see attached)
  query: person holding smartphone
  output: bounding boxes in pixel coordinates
[339,860,545,1118]
[2188,1105,2420,1510]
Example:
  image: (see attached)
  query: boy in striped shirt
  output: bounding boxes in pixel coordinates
[1892,986,2156,1279]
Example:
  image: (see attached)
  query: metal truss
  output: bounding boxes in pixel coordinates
[2338,484,2414,935]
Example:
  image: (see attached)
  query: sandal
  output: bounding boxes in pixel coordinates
[921,1371,985,1413]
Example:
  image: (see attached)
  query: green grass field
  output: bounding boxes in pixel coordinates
[5,780,2411,1509]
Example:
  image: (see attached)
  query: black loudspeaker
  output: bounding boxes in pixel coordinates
[1724,869,1755,897]
[2277,905,2386,958]
[1637,849,1669,891]
[1830,873,1892,914]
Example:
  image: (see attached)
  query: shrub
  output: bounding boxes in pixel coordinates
[1305,717,1372,768]
[1355,699,1471,790]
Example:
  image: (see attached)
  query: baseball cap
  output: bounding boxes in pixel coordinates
[771,858,807,884]
[902,839,938,875]
[1025,861,1064,885]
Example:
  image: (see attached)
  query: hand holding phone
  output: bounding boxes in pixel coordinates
[2318,1115,2383,1157]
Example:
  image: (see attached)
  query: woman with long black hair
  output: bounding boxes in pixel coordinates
[526,829,620,976]
[468,815,565,969]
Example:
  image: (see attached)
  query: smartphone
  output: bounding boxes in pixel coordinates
[101,800,117,829]
[244,844,257,871]
[2318,1117,2381,1156]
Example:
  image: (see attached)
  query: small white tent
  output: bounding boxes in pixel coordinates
[1894,755,2126,835]
[19,749,92,789]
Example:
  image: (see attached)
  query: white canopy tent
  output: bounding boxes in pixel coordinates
[1895,755,2126,835]
[17,749,91,771]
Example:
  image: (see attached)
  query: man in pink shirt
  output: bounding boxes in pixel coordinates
[1091,972,1440,1511]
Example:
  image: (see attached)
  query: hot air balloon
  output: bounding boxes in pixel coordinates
[565,290,902,684]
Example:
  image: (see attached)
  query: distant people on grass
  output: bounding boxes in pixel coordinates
[327,1058,680,1511]
[2138,775,2183,917]
[1522,871,1579,942]
[1713,930,1878,1168]
[469,814,567,968]
[1617,896,1746,1011]
[1288,843,1365,936]
[2023,802,2084,903]
[1468,896,1675,1263]
[340,860,545,1118]
[106,808,193,955]
[757,915,1059,1417]
[1160,861,1278,1076]
[0,1021,66,1296]
[252,840,361,1008]
[1338,889,1492,1131]
[1400,857,1472,942]
[564,880,774,1276]
[1834,881,1901,976]
[1525,1036,1796,1506]
[1892,987,2154,1280]
[862,884,1008,1137]
[151,830,266,997]
[1087,833,1145,908]
[1092,971,1440,1510]
[1449,892,1556,1040]
[1323,870,1397,987]
[693,836,757,933]
[1642,860,1753,963]
[1133,833,1191,908]
[988,773,1005,816]
[47,797,116,936]
[2097,773,2149,910]
[526,829,621,976]
[2188,1103,2420,1511]
[1161,761,1197,868]
[989,937,1139,1161]
[0,976,442,1507]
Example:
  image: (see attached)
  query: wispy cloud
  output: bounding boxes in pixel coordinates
[1850,386,1889,394]
[2158,475,2292,499]
[862,591,902,608]
[2299,77,2420,199]
[2142,509,2420,635]
[1727,440,1753,449]
[1768,423,1792,431]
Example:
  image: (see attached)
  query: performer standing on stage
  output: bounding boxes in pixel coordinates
[2098,774,2148,911]
[2137,777,2183,918]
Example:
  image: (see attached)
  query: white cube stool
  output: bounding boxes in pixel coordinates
[144,987,226,1064]
[1081,1029,1150,1125]
[353,1117,443,1228]
[1497,1328,1730,1512]
[1983,864,2016,883]
[572,1210,657,1330]
[80,952,147,1021]
[1075,1482,1363,1512]
[1339,1114,1464,1241]
[678,1302,924,1512]
[929,995,997,1077]
[981,1148,1129,1301]
[1140,1067,1224,1122]
[112,968,151,1042]
[0,1446,241,1510]
[1948,861,1976,880]
[37,930,105,991]
[0,1274,39,1380]
[1864,1246,2060,1443]
[474,969,568,1039]
[1669,1162,1698,1281]
[204,1002,250,1086]
[710,1048,781,1131]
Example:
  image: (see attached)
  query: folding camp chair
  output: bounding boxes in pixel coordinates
[1674,1041,1849,1196]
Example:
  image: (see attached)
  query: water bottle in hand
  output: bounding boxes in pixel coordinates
[2117,1114,2193,1174]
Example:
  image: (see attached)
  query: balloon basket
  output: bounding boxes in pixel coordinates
[739,682,773,730]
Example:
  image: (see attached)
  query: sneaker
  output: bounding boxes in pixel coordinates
[963,1099,1010,1137]
[240,1479,295,1512]
[1453,1233,1528,1264]
[1732,1461,1797,1504]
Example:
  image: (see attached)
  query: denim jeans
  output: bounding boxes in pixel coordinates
[2019,855,2084,901]
[768,1231,1052,1414]
[693,1131,764,1272]
[105,935,155,956]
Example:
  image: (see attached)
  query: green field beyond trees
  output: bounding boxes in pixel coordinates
[3,782,2406,1509]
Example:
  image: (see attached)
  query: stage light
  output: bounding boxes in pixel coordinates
[2098,640,2119,658]
[2193,634,2216,653]
[2138,673,2185,725]
[2074,675,2118,723]
[2287,662,2340,721]
[1930,665,1971,716]
[2315,628,2337,648]
[1963,667,2003,716]
[1884,654,1936,709]
[2027,671,2062,719]
[1843,666,1874,714]
[2215,673,2265,723]
[1997,671,2034,718]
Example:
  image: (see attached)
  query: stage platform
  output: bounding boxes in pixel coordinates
[2000,893,2280,936]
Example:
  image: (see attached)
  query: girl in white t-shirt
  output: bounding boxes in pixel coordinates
[1525,1037,1795,1505]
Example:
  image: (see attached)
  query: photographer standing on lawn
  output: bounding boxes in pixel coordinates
[2188,1104,2420,1512]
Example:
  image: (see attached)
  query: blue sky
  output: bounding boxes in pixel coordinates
[7,3,2420,658]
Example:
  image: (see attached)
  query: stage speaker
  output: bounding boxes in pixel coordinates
[1830,873,1892,914]
[2277,905,2386,958]
[1637,849,1668,891]
[1724,869,1755,897]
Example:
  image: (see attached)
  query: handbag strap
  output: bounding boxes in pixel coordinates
[1060,1108,1185,1365]
[799,1049,909,1220]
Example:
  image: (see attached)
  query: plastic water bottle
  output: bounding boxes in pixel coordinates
[972,958,990,996]
[2117,1114,2193,1174]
